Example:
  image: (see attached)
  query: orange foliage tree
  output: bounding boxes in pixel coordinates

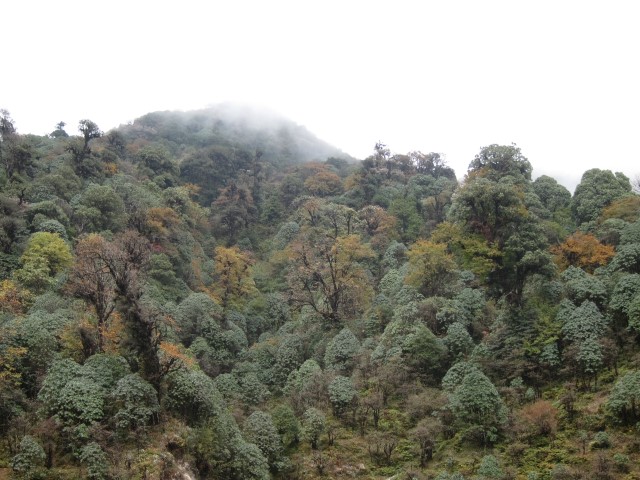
[550,231,615,273]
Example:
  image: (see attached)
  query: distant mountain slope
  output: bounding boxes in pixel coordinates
[119,103,352,166]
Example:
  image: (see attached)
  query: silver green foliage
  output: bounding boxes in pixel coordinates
[606,370,640,422]
[328,375,357,416]
[302,407,326,449]
[110,373,159,432]
[444,322,475,358]
[560,301,607,343]
[78,442,108,480]
[10,435,46,478]
[324,328,360,372]
[243,410,285,469]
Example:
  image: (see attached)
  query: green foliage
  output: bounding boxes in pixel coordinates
[576,337,604,377]
[25,200,70,228]
[608,274,640,319]
[561,266,607,306]
[189,412,270,480]
[111,373,159,432]
[453,288,487,326]
[82,354,130,390]
[402,322,447,380]
[324,327,360,373]
[590,431,611,449]
[448,368,508,444]
[137,144,178,177]
[0,195,27,259]
[227,440,270,480]
[9,309,72,394]
[146,253,189,303]
[164,369,222,424]
[302,407,326,449]
[176,292,223,346]
[381,241,407,270]
[10,435,46,479]
[388,196,422,242]
[442,361,481,392]
[373,316,446,382]
[38,357,82,399]
[532,175,571,213]
[448,161,553,304]
[606,370,640,423]
[243,410,284,470]
[620,219,640,245]
[328,375,357,417]
[35,219,67,239]
[5,107,640,479]
[468,143,532,181]
[272,334,304,387]
[14,231,72,291]
[477,454,504,479]
[596,218,627,246]
[571,169,631,225]
[272,221,300,249]
[263,293,291,332]
[628,295,640,333]
[78,442,108,480]
[285,358,322,394]
[271,404,300,447]
[54,377,105,426]
[71,183,126,233]
[613,453,630,473]
[237,371,270,406]
[560,300,607,343]
[608,243,640,273]
[445,322,475,358]
[214,372,240,401]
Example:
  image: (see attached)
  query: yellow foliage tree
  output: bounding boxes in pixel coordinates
[212,246,257,309]
[0,279,32,315]
[431,222,501,282]
[0,327,26,390]
[287,233,374,323]
[14,232,72,292]
[406,240,458,297]
[600,196,640,223]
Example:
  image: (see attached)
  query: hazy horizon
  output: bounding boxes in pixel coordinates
[5,1,639,193]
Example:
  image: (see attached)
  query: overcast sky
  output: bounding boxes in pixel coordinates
[4,0,639,192]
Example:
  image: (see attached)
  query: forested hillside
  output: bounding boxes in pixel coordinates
[1,106,640,480]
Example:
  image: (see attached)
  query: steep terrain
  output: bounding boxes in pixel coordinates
[1,107,639,480]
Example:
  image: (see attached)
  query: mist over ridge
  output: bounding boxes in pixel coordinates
[117,102,354,166]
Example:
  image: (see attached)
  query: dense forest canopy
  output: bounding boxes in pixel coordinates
[1,105,640,480]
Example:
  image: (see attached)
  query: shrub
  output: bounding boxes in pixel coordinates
[519,399,558,437]
[591,431,611,449]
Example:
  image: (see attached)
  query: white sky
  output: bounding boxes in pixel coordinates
[3,0,639,192]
